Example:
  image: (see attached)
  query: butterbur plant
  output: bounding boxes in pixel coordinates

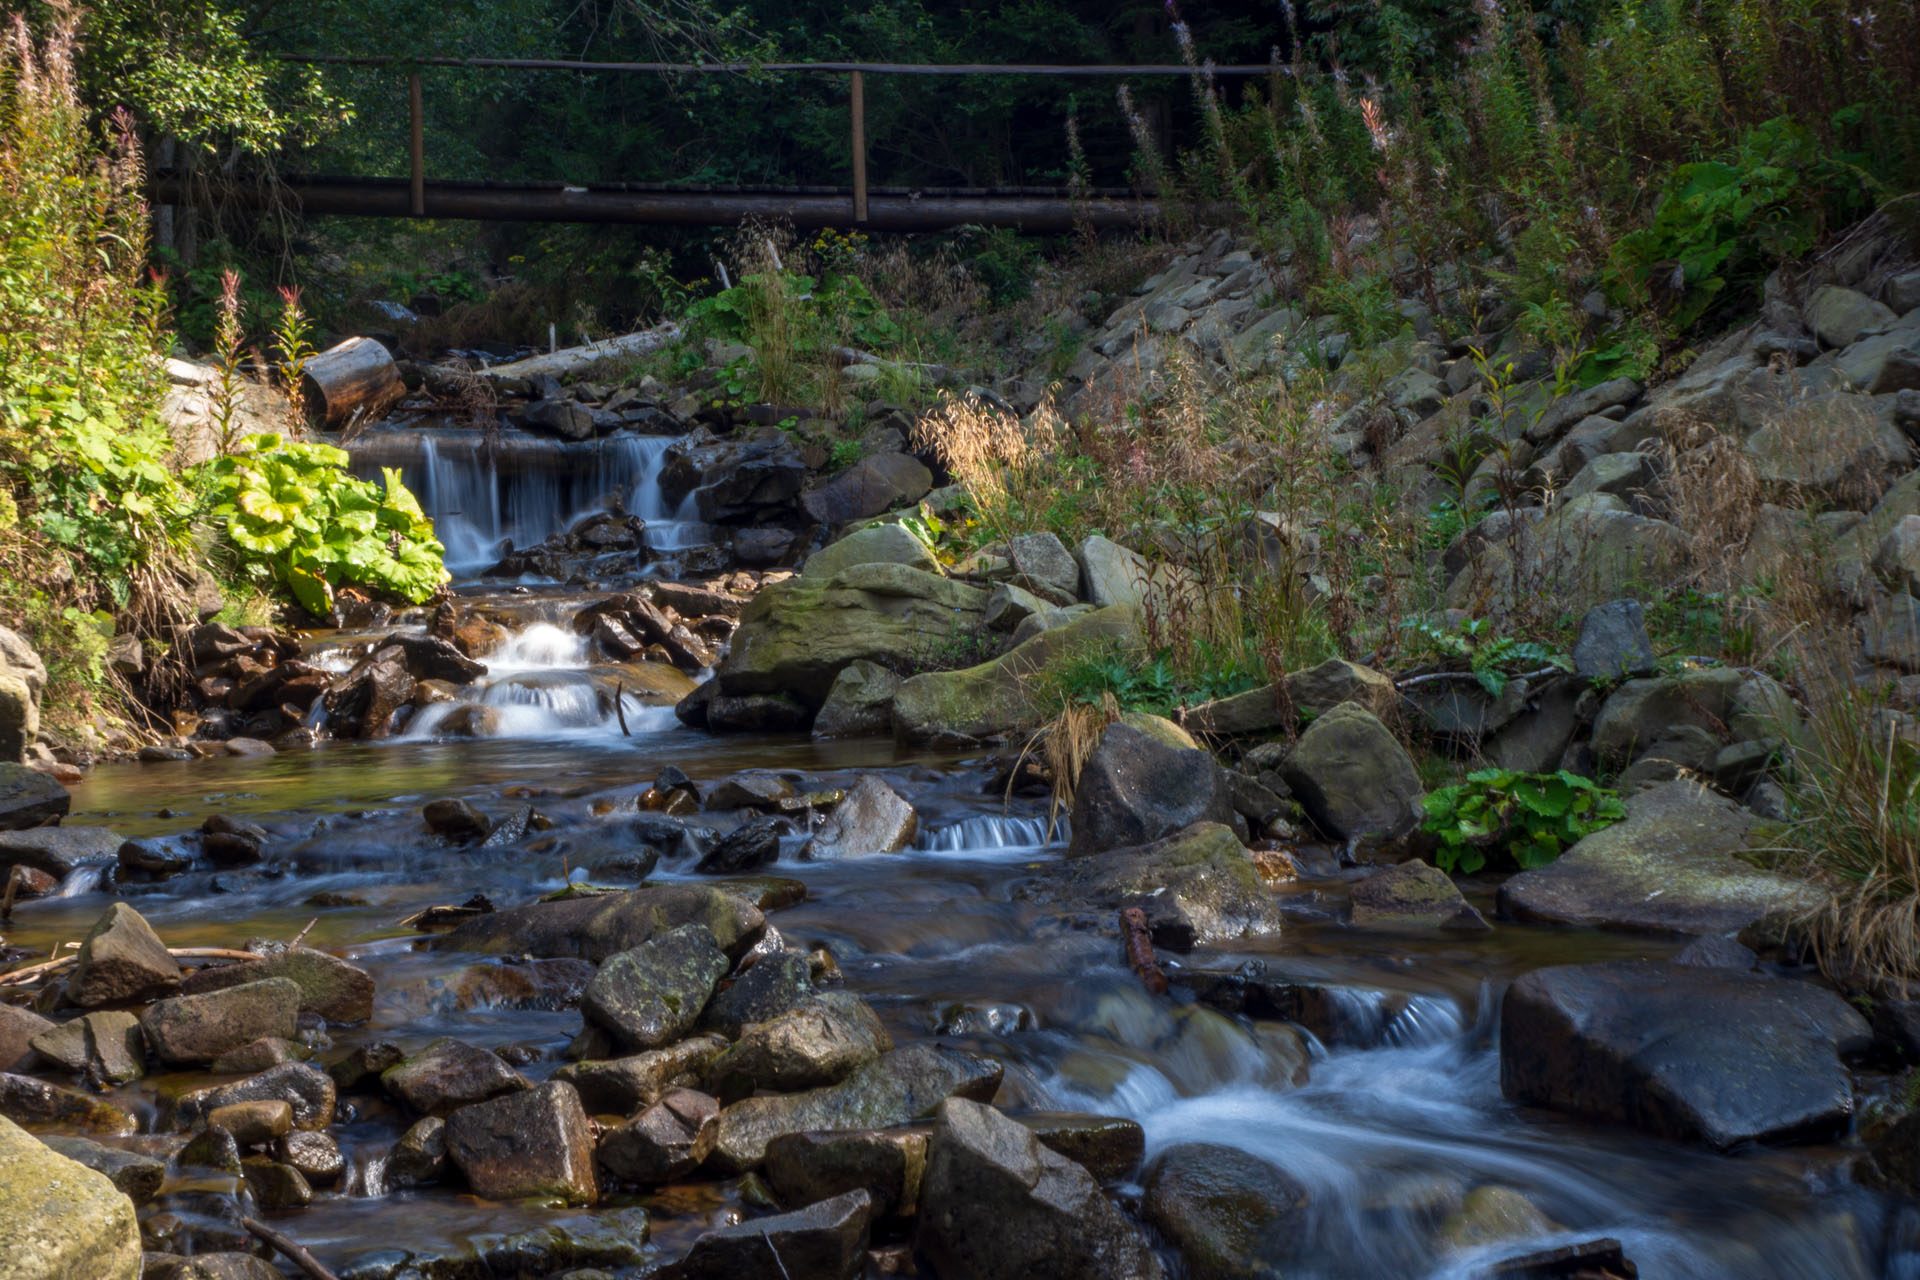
[1423,769,1626,874]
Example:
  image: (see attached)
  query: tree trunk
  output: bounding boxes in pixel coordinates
[302,337,404,431]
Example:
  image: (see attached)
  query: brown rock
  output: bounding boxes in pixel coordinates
[596,1087,719,1185]
[180,947,376,1024]
[382,1037,528,1117]
[445,1080,598,1205]
[140,978,301,1066]
[208,1099,292,1147]
[67,902,181,1007]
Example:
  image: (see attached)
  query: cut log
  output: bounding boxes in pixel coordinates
[478,322,680,381]
[303,337,404,430]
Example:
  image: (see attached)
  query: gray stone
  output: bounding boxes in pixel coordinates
[916,1098,1163,1280]
[1279,702,1422,841]
[1018,1113,1145,1184]
[700,952,814,1039]
[1498,780,1819,936]
[811,660,900,739]
[385,1116,448,1187]
[1590,667,1744,769]
[38,1136,163,1205]
[670,1188,872,1280]
[802,775,918,859]
[707,992,893,1094]
[241,1156,312,1210]
[0,762,66,829]
[179,946,375,1024]
[764,1127,929,1219]
[67,903,181,1008]
[1807,284,1897,347]
[1141,1141,1307,1280]
[1500,960,1869,1148]
[0,825,120,879]
[172,1062,336,1131]
[557,1034,729,1116]
[581,923,730,1050]
[1745,392,1910,504]
[29,1011,144,1085]
[432,884,765,963]
[1005,532,1081,598]
[596,1087,718,1184]
[1068,721,1236,857]
[1348,861,1488,930]
[1052,822,1281,948]
[0,1072,134,1133]
[1572,599,1659,680]
[0,1004,52,1072]
[801,523,941,579]
[695,816,784,874]
[381,1038,528,1117]
[140,978,300,1066]
[0,1116,141,1280]
[1862,593,1920,671]
[445,1080,598,1205]
[800,453,933,526]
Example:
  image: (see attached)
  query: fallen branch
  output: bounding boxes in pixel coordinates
[1120,907,1168,997]
[244,1216,340,1280]
[288,917,319,950]
[614,681,631,737]
[1393,665,1564,690]
[0,945,260,988]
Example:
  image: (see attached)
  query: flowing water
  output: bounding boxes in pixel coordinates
[12,432,1916,1277]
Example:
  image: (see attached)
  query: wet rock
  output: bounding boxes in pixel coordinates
[597,1087,718,1184]
[1500,960,1870,1148]
[0,761,69,829]
[1498,779,1821,935]
[386,1115,448,1187]
[0,824,121,879]
[811,660,900,739]
[1348,861,1489,930]
[0,1115,142,1280]
[445,1080,598,1206]
[396,957,597,1017]
[917,1098,1162,1280]
[29,1010,145,1084]
[701,951,814,1038]
[582,923,730,1050]
[803,775,917,859]
[208,1098,292,1146]
[710,1043,1004,1173]
[704,771,795,811]
[242,1155,313,1209]
[178,1126,241,1174]
[0,1004,51,1072]
[1052,822,1281,948]
[1068,720,1234,857]
[433,884,765,963]
[668,1188,872,1280]
[555,1034,729,1116]
[1018,1113,1145,1184]
[152,1255,283,1280]
[1280,702,1422,841]
[181,947,376,1024]
[801,452,934,526]
[39,1136,164,1205]
[173,1063,336,1131]
[1442,1185,1556,1248]
[708,992,893,1094]
[1140,1141,1306,1280]
[695,816,784,874]
[1571,599,1659,680]
[275,1129,344,1185]
[378,632,487,684]
[423,797,492,842]
[381,1037,529,1117]
[706,691,812,732]
[140,978,300,1066]
[116,837,192,877]
[322,657,414,739]
[327,1041,405,1093]
[765,1127,929,1219]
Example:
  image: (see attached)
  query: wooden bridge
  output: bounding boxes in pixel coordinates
[154,56,1277,231]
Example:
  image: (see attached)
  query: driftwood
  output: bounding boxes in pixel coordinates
[0,945,259,988]
[243,1216,341,1280]
[1120,907,1169,996]
[303,336,404,430]
[479,323,679,381]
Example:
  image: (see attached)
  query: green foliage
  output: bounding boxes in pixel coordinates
[828,438,867,470]
[1049,643,1263,718]
[1606,117,1872,331]
[201,436,448,615]
[1422,768,1627,874]
[1399,618,1571,695]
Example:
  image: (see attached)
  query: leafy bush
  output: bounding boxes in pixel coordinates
[1399,618,1571,695]
[201,435,447,616]
[1423,769,1626,874]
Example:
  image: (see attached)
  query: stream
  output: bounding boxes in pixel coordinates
[11,426,1915,1278]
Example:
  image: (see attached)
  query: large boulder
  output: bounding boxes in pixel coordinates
[715,564,988,712]
[1745,392,1911,505]
[556,1034,729,1116]
[139,978,301,1067]
[1140,1142,1308,1280]
[800,453,934,526]
[1348,860,1487,930]
[1451,497,1687,615]
[707,992,893,1093]
[1807,284,1897,348]
[1067,721,1235,857]
[381,1038,529,1117]
[1181,658,1396,736]
[445,1080,598,1205]
[581,923,730,1051]
[802,775,918,859]
[0,826,120,879]
[764,1127,930,1220]
[1589,668,1744,770]
[668,1187,873,1280]
[1279,702,1422,841]
[0,1117,141,1280]
[1498,780,1821,936]
[810,660,901,739]
[1500,960,1870,1148]
[66,903,180,1008]
[179,946,374,1024]
[662,433,811,525]
[0,626,46,763]
[801,523,941,580]
[891,604,1143,745]
[1051,822,1281,948]
[432,884,764,963]
[915,1098,1163,1280]
[0,762,68,830]
[709,1043,1002,1173]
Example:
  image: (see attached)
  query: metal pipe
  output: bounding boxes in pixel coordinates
[274,54,1282,76]
[408,75,425,216]
[850,70,867,225]
[148,174,1168,233]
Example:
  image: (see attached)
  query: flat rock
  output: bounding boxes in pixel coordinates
[382,1038,528,1117]
[1349,861,1489,930]
[172,1062,336,1131]
[140,978,300,1066]
[0,1116,141,1280]
[445,1080,598,1205]
[1498,780,1822,936]
[668,1187,872,1280]
[0,1072,134,1133]
[0,825,120,878]
[1501,960,1870,1148]
[711,1043,1003,1173]
[707,992,893,1094]
[802,523,941,579]
[179,946,374,1024]
[581,923,730,1051]
[916,1098,1163,1280]
[556,1035,729,1116]
[433,884,764,963]
[66,903,181,1007]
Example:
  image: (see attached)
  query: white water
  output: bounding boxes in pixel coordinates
[913,813,1065,859]
[403,622,681,741]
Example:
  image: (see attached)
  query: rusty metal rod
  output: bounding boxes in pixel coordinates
[149,175,1173,232]
[408,74,425,216]
[275,54,1282,76]
[849,70,867,225]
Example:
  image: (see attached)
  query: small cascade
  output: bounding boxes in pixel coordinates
[348,428,702,577]
[404,622,680,740]
[913,813,1065,857]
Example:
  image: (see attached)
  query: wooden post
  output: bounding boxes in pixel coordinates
[408,74,425,217]
[849,69,868,224]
